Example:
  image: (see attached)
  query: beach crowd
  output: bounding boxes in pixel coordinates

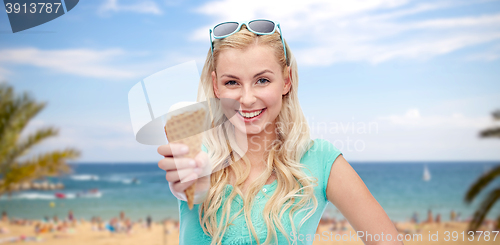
[0,209,499,244]
[0,210,180,243]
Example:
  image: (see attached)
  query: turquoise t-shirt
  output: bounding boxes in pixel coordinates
[177,138,343,245]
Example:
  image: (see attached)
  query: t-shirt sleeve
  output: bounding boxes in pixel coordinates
[318,139,343,201]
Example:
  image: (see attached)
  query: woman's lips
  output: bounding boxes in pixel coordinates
[236,108,266,122]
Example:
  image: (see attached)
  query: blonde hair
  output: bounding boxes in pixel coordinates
[196,25,318,245]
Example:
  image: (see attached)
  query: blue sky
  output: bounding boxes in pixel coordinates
[1,0,499,162]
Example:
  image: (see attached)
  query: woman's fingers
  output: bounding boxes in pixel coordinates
[194,150,207,168]
[158,157,196,171]
[194,151,211,176]
[165,167,201,183]
[158,144,210,200]
[170,176,197,193]
[157,143,189,157]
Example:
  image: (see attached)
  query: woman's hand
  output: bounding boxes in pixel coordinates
[157,143,211,204]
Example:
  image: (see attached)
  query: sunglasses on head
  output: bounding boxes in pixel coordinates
[209,19,288,64]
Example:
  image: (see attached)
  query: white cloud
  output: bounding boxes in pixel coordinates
[378,108,493,129]
[98,0,162,15]
[0,47,141,80]
[344,109,500,161]
[192,0,500,65]
[0,47,209,82]
[309,95,500,161]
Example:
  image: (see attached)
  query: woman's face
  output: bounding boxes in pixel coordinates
[212,44,291,137]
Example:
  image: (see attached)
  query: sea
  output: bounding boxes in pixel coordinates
[1,162,499,223]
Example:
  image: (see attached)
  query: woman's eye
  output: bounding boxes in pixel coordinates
[257,78,270,84]
[225,80,238,86]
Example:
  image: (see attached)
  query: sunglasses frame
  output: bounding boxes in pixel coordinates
[209,19,288,64]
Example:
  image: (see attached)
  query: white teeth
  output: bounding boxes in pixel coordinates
[239,109,263,118]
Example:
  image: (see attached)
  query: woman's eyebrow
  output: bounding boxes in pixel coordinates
[253,69,274,78]
[220,69,274,79]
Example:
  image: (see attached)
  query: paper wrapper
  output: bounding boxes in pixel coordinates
[164,108,205,210]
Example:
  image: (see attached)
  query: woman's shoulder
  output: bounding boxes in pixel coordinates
[303,138,342,159]
[300,138,343,175]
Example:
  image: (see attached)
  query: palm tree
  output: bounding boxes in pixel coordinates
[464,109,500,231]
[0,83,80,197]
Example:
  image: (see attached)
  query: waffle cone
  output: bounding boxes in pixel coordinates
[164,108,206,210]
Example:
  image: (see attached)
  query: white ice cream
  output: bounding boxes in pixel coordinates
[165,101,207,121]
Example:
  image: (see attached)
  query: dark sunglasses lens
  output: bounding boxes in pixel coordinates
[213,22,239,37]
[248,20,275,33]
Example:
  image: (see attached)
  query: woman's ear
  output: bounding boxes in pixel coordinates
[283,66,292,95]
[212,71,219,98]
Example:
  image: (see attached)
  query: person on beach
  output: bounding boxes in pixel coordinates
[426,209,433,224]
[157,19,402,244]
[67,210,76,227]
[450,210,456,222]
[435,213,441,224]
[331,217,338,231]
[1,211,8,223]
[106,218,117,235]
[146,215,152,231]
[411,212,419,224]
[91,217,98,231]
[53,215,59,225]
[124,218,133,234]
[119,211,125,222]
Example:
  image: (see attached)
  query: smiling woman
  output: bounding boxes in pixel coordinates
[212,45,291,138]
[157,19,403,245]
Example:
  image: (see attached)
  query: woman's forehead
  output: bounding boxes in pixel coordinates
[216,45,281,75]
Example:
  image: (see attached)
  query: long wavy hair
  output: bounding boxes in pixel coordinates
[196,24,318,245]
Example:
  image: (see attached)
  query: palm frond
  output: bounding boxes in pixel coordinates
[1,127,59,169]
[464,164,500,203]
[480,127,500,138]
[0,163,36,195]
[0,148,80,195]
[0,88,45,137]
[21,148,80,177]
[0,83,80,197]
[467,187,500,231]
[0,85,46,168]
[492,110,500,120]
[478,109,500,138]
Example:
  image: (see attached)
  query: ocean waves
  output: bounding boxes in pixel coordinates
[0,191,102,200]
[70,174,99,181]
[69,174,142,185]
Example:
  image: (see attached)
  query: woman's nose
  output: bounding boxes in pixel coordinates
[239,87,256,106]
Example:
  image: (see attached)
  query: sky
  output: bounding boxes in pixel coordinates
[0,0,499,163]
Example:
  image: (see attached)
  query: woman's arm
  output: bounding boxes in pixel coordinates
[326,155,404,245]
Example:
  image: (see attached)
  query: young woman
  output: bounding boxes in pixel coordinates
[157,20,403,245]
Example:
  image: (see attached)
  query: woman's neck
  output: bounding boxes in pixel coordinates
[234,122,277,166]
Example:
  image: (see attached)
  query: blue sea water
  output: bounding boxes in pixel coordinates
[1,162,499,223]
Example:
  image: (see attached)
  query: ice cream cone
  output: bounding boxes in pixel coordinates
[164,102,206,210]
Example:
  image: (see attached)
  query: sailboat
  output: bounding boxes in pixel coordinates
[423,164,431,181]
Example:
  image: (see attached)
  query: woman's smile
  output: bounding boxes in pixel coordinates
[236,108,267,122]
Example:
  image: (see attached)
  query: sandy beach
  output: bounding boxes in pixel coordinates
[1,215,498,244]
[0,216,180,245]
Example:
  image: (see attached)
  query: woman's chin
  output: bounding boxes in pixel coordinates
[235,125,264,136]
